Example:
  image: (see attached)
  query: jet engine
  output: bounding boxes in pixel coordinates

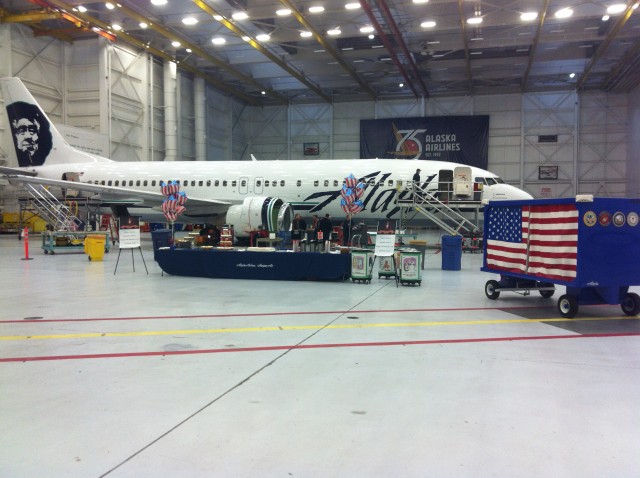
[226,197,293,237]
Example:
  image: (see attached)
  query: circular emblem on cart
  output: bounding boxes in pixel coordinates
[612,212,626,227]
[628,212,639,227]
[583,210,597,227]
[598,211,611,227]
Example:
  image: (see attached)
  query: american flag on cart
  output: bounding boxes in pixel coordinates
[485,204,578,282]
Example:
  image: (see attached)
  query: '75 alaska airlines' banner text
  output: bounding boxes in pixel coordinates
[360,116,489,169]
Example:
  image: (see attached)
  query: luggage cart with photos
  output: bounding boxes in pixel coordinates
[481,197,640,318]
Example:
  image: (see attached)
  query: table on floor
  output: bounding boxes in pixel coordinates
[156,248,351,281]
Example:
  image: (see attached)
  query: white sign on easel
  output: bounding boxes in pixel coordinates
[114,217,148,275]
[119,217,141,249]
[374,234,396,257]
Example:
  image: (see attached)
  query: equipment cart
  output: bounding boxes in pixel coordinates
[481,197,640,318]
[351,249,374,284]
[42,231,111,255]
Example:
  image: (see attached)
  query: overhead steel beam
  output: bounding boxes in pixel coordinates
[35,0,261,104]
[360,0,419,98]
[279,0,377,101]
[576,0,637,91]
[0,11,60,23]
[456,0,473,94]
[602,38,640,91]
[521,0,551,92]
[375,0,429,98]
[194,0,333,103]
[115,0,288,105]
[35,0,270,104]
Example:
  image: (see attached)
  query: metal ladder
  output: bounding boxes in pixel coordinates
[21,183,83,231]
[402,185,478,236]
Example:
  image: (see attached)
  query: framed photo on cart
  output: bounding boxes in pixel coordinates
[538,165,558,180]
[304,142,319,156]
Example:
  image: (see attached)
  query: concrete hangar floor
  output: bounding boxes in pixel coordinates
[1,231,639,478]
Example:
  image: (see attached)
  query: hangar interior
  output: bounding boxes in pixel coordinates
[1,1,640,477]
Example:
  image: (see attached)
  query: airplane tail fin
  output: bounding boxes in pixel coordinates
[1,77,107,168]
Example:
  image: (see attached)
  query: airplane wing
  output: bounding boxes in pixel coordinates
[3,173,235,214]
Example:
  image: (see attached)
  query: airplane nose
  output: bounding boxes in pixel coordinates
[483,184,533,202]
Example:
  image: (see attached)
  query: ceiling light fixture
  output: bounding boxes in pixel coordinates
[345,2,360,9]
[276,9,291,16]
[213,15,222,21]
[182,16,198,25]
[607,4,626,14]
[327,28,341,35]
[467,17,482,25]
[171,41,180,47]
[111,23,122,31]
[300,31,312,38]
[232,11,248,20]
[520,12,538,21]
[211,37,226,45]
[399,83,404,87]
[105,2,115,10]
[555,7,573,18]
[368,34,375,39]
[569,72,576,78]
[360,26,374,33]
[186,48,192,53]
[413,0,429,3]
[139,22,148,28]
[150,0,166,5]
[421,20,436,28]
[256,33,270,42]
[76,5,87,12]
[602,14,610,20]
[309,6,325,13]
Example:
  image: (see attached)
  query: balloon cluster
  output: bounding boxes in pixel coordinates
[160,180,188,222]
[340,173,365,216]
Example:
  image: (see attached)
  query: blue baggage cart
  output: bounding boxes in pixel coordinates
[481,196,640,318]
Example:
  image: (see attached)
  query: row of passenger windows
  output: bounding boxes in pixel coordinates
[85,178,408,188]
[84,177,501,188]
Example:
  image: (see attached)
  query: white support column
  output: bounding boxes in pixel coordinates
[163,61,178,161]
[0,25,12,77]
[194,77,206,161]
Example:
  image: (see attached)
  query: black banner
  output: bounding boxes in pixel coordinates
[360,116,489,169]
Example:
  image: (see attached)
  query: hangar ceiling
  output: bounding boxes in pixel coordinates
[1,0,639,105]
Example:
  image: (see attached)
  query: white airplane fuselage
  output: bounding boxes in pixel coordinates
[1,76,533,235]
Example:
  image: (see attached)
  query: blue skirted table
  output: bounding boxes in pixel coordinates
[156,248,351,281]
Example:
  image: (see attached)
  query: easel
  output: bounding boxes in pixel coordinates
[114,246,148,275]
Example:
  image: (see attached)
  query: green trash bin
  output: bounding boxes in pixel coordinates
[351,249,374,284]
[398,249,422,286]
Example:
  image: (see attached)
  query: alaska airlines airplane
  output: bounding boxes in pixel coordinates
[0,77,532,237]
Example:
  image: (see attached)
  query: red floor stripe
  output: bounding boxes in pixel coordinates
[1,332,638,363]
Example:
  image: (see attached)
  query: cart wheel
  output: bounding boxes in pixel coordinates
[621,292,640,316]
[485,280,500,300]
[44,250,49,255]
[88,256,91,261]
[558,294,578,318]
[539,289,555,298]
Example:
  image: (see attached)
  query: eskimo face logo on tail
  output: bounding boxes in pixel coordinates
[7,101,53,167]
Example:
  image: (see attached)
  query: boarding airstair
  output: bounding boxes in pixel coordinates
[398,183,479,237]
[20,183,83,231]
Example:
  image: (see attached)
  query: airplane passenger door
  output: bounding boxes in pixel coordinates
[254,177,264,195]
[453,166,472,198]
[239,176,249,195]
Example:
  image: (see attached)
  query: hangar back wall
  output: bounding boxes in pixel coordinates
[0,23,638,206]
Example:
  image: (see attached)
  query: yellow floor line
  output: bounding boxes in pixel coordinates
[0,315,637,341]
